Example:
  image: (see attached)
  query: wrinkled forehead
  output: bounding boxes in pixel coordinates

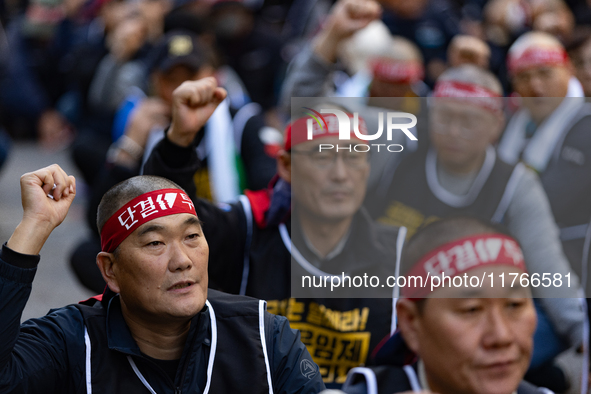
[293,136,353,150]
[101,187,198,253]
[129,212,203,236]
[509,41,570,76]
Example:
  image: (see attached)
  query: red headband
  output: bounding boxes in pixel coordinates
[100,188,197,253]
[433,80,503,114]
[401,234,527,299]
[285,113,368,150]
[370,58,424,84]
[507,47,569,75]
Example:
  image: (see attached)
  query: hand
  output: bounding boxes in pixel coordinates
[313,0,381,63]
[7,164,76,255]
[168,77,227,147]
[447,35,490,69]
[110,98,171,168]
[126,97,171,148]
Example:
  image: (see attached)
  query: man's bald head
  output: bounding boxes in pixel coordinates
[367,35,424,97]
[448,35,491,69]
[97,176,184,234]
[436,64,503,95]
[401,216,510,275]
[507,31,571,80]
[508,31,572,121]
[508,31,566,66]
[396,216,536,394]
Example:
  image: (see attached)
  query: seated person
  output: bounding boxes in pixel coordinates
[280,0,425,189]
[365,66,583,388]
[340,216,552,394]
[142,79,404,388]
[567,29,591,98]
[280,0,427,105]
[69,29,277,293]
[0,161,325,393]
[499,31,591,286]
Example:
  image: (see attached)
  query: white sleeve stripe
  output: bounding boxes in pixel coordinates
[392,227,407,334]
[203,300,218,394]
[259,300,274,394]
[84,327,92,394]
[238,195,253,295]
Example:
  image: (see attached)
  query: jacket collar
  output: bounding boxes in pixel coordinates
[105,294,210,357]
[290,206,384,274]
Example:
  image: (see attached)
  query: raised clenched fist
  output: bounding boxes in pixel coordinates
[313,0,382,63]
[168,77,228,147]
[7,164,76,255]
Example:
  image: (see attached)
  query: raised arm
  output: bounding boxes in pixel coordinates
[7,164,76,255]
[1,164,77,392]
[279,0,381,110]
[142,78,250,293]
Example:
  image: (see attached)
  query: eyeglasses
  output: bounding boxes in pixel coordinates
[290,148,369,169]
[430,111,482,140]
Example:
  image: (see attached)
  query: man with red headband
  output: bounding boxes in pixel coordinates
[365,64,583,390]
[498,31,591,294]
[280,0,426,104]
[338,216,550,394]
[0,83,326,393]
[143,79,403,388]
[279,0,425,191]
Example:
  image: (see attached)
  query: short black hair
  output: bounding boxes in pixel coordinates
[96,175,185,234]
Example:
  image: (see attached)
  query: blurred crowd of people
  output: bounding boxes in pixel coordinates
[1,0,591,392]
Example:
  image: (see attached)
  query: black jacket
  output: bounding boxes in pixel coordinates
[0,244,325,393]
[143,135,403,388]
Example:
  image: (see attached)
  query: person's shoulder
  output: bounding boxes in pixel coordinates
[207,289,262,317]
[45,304,88,324]
[566,103,591,133]
[367,210,402,240]
[20,304,86,341]
[342,365,412,394]
[493,157,539,189]
[517,380,554,394]
[374,221,402,240]
[357,207,401,239]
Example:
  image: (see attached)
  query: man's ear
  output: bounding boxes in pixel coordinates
[97,252,121,293]
[396,299,423,355]
[276,150,291,184]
